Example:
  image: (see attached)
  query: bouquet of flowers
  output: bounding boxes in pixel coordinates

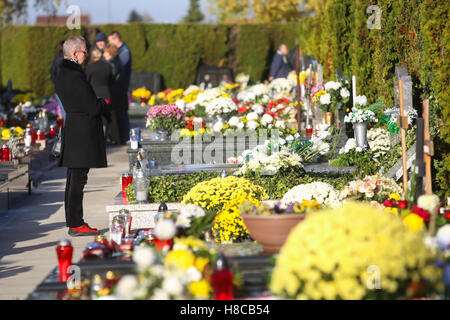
[146,104,185,134]
[235,148,303,176]
[270,202,443,300]
[268,78,294,98]
[205,97,238,118]
[132,88,152,105]
[182,176,268,243]
[339,173,403,202]
[281,182,341,208]
[313,81,350,113]
[344,108,378,124]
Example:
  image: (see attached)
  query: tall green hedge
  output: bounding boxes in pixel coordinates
[0,4,447,195]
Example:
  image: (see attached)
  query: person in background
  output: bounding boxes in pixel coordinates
[55,36,109,237]
[95,32,107,54]
[103,44,122,145]
[269,44,290,81]
[86,48,113,140]
[108,31,132,144]
[50,41,66,121]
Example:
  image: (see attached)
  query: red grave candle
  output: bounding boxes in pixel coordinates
[56,239,73,283]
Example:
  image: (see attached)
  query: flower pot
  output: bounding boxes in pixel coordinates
[241,214,306,253]
[353,122,369,149]
[148,128,170,141]
[323,112,334,125]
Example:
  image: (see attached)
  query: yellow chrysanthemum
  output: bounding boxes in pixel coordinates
[189,280,211,299]
[182,176,268,243]
[164,249,195,270]
[403,214,425,232]
[270,202,442,300]
[389,193,402,201]
[2,129,11,139]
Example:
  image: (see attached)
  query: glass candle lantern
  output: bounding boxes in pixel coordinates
[210,254,234,300]
[133,170,149,204]
[56,239,73,283]
[118,209,132,237]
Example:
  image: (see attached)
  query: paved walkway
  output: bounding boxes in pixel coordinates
[0,143,130,299]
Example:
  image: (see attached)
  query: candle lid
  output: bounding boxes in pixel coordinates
[95,235,107,242]
[106,271,118,280]
[214,253,229,271]
[158,202,168,213]
[58,238,72,246]
[92,274,103,284]
[119,209,130,215]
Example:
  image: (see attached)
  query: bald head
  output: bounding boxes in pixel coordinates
[279,44,289,56]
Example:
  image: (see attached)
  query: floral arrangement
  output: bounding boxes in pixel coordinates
[240,199,321,216]
[281,182,341,208]
[367,128,391,160]
[381,107,418,134]
[339,173,403,202]
[116,237,216,300]
[146,104,185,134]
[344,107,378,124]
[132,88,151,104]
[313,81,350,113]
[270,202,443,300]
[354,95,368,108]
[189,88,230,111]
[1,127,24,140]
[182,176,268,243]
[205,97,238,118]
[268,78,294,98]
[235,148,303,176]
[235,73,250,87]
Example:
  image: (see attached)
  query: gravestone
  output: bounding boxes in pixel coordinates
[196,65,234,88]
[316,64,323,85]
[303,55,314,71]
[394,66,408,108]
[400,75,413,110]
[129,72,162,94]
[336,68,344,82]
[386,146,416,182]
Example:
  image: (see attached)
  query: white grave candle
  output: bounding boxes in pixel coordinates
[301,84,305,98]
[352,75,357,108]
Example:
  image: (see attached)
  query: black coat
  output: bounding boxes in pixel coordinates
[85,60,114,100]
[55,59,108,169]
[50,53,64,87]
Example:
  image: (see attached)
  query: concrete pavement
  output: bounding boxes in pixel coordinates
[0,144,130,299]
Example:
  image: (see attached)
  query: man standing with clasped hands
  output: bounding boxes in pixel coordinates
[55,36,109,237]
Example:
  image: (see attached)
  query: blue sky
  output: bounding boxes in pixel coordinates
[27,0,214,24]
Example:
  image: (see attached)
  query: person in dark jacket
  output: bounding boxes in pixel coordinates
[86,48,113,100]
[50,41,66,121]
[55,36,109,237]
[95,32,107,54]
[103,43,123,145]
[108,31,132,144]
[269,44,290,81]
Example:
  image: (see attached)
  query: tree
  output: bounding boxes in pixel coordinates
[0,0,28,26]
[183,0,205,23]
[127,9,143,23]
[208,0,309,23]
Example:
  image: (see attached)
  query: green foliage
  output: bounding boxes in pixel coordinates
[182,0,205,23]
[126,169,353,204]
[1,25,82,95]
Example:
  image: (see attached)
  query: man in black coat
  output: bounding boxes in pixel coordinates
[55,36,109,237]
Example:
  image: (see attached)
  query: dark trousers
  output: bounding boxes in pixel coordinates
[65,168,89,228]
[118,109,130,143]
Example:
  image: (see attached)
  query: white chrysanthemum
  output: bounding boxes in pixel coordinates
[417,194,440,213]
[177,205,205,228]
[247,120,258,130]
[213,120,224,132]
[186,267,202,283]
[282,182,341,208]
[154,219,176,240]
[252,104,265,114]
[324,81,341,91]
[319,93,331,105]
[436,225,450,250]
[340,87,350,99]
[275,120,285,129]
[205,97,237,117]
[228,116,240,127]
[152,288,170,300]
[162,276,184,297]
[246,112,259,121]
[116,275,139,300]
[354,95,367,107]
[133,246,156,270]
[175,99,187,112]
[261,114,273,126]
